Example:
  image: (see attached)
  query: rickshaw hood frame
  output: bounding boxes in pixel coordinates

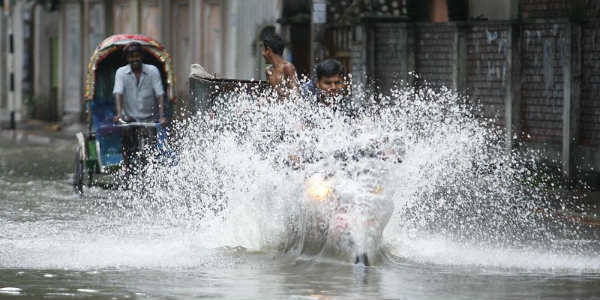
[84,34,176,102]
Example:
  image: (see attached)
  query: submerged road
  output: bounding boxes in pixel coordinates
[1,133,600,300]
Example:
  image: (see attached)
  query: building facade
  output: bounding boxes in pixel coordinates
[312,0,599,181]
[2,0,600,184]
[0,0,282,126]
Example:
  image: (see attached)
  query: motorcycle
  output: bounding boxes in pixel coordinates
[284,170,393,266]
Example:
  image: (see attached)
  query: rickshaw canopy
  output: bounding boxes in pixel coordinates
[84,34,176,102]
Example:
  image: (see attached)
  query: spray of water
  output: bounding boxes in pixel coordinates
[100,77,599,270]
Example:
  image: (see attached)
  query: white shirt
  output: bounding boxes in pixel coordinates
[113,63,164,121]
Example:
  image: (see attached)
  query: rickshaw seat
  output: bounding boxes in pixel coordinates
[91,97,123,168]
[91,99,119,135]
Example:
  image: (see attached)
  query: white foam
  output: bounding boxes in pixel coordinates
[388,235,600,272]
[0,287,21,295]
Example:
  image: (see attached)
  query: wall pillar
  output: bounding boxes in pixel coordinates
[453,22,467,91]
[364,18,414,93]
[10,0,24,123]
[504,22,522,152]
[59,0,83,123]
[0,6,7,123]
[33,4,60,121]
[562,21,582,179]
[222,0,238,79]
[311,0,328,72]
[160,0,170,49]
[190,0,203,66]
[350,22,368,87]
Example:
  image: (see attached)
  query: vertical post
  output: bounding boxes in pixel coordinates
[11,0,23,124]
[159,0,170,49]
[0,2,6,125]
[57,1,64,121]
[366,21,375,81]
[453,22,467,92]
[350,22,368,87]
[222,0,237,79]
[311,0,327,72]
[133,0,140,33]
[105,0,113,35]
[562,21,582,179]
[60,1,83,123]
[190,0,202,65]
[505,22,522,153]
[406,22,415,76]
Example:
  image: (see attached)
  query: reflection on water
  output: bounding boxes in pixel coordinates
[1,81,600,299]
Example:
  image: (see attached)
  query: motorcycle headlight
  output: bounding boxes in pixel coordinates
[305,175,333,202]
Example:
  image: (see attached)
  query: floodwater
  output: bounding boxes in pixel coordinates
[2,83,600,300]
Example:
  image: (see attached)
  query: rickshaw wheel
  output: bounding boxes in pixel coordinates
[73,147,84,194]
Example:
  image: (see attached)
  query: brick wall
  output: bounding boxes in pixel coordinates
[520,22,567,144]
[584,0,600,18]
[414,23,456,90]
[519,0,571,19]
[372,22,413,92]
[350,25,367,87]
[465,23,509,125]
[581,20,600,146]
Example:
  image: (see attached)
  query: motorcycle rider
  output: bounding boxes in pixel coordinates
[303,59,355,117]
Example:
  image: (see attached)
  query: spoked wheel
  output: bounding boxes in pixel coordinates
[73,147,84,194]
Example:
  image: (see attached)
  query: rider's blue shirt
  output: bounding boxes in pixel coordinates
[113,64,164,121]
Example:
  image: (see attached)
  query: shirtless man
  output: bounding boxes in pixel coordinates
[262,33,299,99]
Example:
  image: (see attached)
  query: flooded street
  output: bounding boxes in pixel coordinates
[1,130,600,299]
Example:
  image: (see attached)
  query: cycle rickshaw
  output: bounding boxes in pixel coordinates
[73,34,176,193]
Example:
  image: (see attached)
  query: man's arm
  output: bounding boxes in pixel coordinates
[113,69,124,123]
[113,94,123,122]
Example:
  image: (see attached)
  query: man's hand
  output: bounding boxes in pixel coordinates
[159,117,167,127]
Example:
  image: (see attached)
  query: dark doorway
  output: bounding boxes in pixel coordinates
[280,0,312,78]
[289,24,311,78]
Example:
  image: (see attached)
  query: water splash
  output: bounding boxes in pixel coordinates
[101,78,598,270]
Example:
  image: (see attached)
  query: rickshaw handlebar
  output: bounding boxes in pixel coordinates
[115,121,160,128]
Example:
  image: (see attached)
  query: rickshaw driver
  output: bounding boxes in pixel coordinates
[112,42,167,173]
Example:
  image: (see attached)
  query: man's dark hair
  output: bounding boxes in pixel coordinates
[123,42,142,56]
[262,33,285,56]
[316,59,345,80]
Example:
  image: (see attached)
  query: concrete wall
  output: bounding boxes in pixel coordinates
[223,0,282,80]
[33,4,59,120]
